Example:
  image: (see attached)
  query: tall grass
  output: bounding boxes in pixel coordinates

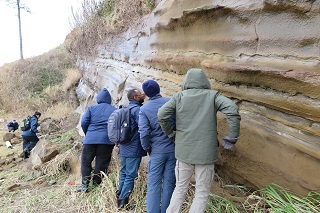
[0,45,78,117]
[256,183,320,213]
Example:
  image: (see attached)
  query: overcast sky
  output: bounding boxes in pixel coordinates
[0,0,80,66]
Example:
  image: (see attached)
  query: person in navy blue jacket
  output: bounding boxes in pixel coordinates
[139,80,176,213]
[7,120,19,132]
[21,112,41,159]
[76,88,117,193]
[117,88,147,209]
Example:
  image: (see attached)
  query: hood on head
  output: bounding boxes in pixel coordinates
[97,88,112,104]
[181,68,211,91]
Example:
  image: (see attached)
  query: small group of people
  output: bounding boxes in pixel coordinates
[77,68,241,213]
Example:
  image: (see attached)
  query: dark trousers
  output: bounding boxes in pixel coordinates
[81,144,115,185]
[22,135,39,152]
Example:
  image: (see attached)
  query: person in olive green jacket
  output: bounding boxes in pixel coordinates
[158,68,241,213]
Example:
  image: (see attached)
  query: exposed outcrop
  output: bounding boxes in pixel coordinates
[75,0,320,195]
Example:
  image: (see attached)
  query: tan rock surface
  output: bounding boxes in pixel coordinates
[75,0,320,195]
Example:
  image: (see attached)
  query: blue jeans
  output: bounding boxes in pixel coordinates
[147,152,176,213]
[118,156,142,199]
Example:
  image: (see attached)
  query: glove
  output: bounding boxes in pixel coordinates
[223,136,238,150]
[168,131,176,142]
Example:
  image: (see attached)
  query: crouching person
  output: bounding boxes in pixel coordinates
[76,88,116,193]
[139,80,176,213]
[7,120,19,132]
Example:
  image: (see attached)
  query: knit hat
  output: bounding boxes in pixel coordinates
[142,80,160,97]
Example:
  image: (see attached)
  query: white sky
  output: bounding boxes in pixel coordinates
[0,0,80,66]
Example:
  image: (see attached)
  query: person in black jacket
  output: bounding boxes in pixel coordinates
[7,120,19,132]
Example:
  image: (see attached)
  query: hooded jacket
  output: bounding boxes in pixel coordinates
[158,68,241,164]
[81,88,116,145]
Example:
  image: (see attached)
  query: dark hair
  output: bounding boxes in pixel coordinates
[34,111,41,116]
[127,89,138,101]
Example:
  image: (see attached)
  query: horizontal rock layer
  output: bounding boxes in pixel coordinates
[76,0,320,195]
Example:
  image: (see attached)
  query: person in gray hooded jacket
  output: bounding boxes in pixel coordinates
[76,88,116,192]
[158,68,241,213]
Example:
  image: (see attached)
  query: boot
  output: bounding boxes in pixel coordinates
[23,148,30,159]
[76,179,89,193]
[117,197,129,209]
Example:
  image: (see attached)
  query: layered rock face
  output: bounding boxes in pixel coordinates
[76,0,320,195]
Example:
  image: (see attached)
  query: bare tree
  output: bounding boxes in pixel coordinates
[5,0,31,60]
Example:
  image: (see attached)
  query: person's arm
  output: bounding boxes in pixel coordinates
[81,108,91,135]
[158,97,176,136]
[30,117,39,133]
[138,109,151,152]
[215,93,241,138]
[215,93,241,149]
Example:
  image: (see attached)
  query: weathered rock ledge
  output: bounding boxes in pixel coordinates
[76,0,320,195]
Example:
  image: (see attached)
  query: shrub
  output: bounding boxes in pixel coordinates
[68,0,152,59]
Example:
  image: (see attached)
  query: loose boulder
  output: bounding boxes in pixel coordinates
[30,139,59,168]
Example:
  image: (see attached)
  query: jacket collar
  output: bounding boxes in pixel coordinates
[149,94,162,100]
[129,100,143,106]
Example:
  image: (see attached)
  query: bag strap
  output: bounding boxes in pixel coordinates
[127,105,139,136]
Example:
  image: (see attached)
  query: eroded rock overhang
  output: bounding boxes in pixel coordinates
[76,0,320,195]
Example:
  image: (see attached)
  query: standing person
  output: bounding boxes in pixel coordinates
[158,68,241,213]
[139,80,176,213]
[76,88,117,193]
[117,88,147,209]
[21,112,41,159]
[7,120,19,132]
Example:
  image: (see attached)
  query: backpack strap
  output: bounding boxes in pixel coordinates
[127,105,139,137]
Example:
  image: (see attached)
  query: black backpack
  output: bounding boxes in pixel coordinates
[20,115,31,131]
[108,105,138,144]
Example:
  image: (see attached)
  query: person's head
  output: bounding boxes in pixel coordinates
[127,89,145,103]
[97,88,112,104]
[182,68,211,91]
[34,111,41,119]
[142,80,160,98]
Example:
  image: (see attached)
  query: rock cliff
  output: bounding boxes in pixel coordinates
[75,0,320,195]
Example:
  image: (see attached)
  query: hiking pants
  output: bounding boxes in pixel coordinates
[22,135,39,152]
[118,156,142,199]
[147,152,176,213]
[81,144,114,184]
[166,160,215,213]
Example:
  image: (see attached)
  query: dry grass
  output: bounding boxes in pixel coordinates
[68,0,151,59]
[0,45,80,119]
[0,153,147,213]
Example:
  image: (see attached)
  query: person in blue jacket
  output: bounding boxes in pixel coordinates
[139,80,176,213]
[76,88,117,193]
[117,88,147,209]
[7,120,19,132]
[21,112,41,159]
